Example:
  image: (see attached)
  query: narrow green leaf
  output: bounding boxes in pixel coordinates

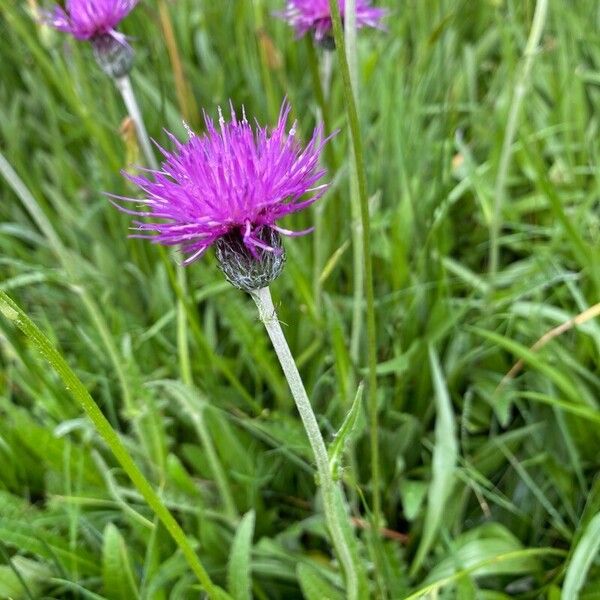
[410,346,458,576]
[0,289,223,597]
[561,512,600,599]
[405,549,564,600]
[227,511,255,600]
[102,523,139,600]
[51,578,111,599]
[423,524,539,584]
[328,383,364,478]
[470,327,586,405]
[400,480,429,522]
[297,563,344,600]
[0,566,28,600]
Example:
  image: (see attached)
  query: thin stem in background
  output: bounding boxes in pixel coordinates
[343,0,364,364]
[177,265,194,388]
[160,381,239,523]
[253,0,279,122]
[157,0,198,126]
[251,287,362,600]
[321,48,334,101]
[312,49,333,316]
[114,73,194,415]
[156,246,260,412]
[326,0,381,525]
[306,41,336,317]
[0,289,225,599]
[190,405,239,523]
[115,75,159,171]
[488,0,549,279]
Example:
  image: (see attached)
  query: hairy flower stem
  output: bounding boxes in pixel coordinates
[251,287,360,599]
[489,0,549,280]
[114,75,159,171]
[326,0,381,525]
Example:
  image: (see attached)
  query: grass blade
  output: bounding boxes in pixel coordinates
[410,345,458,576]
[227,510,255,600]
[0,288,228,599]
[561,512,600,600]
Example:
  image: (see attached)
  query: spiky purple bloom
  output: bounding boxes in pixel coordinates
[43,0,137,42]
[111,101,331,283]
[279,0,387,42]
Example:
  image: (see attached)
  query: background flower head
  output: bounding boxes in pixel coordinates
[111,101,332,266]
[43,0,137,41]
[279,0,387,41]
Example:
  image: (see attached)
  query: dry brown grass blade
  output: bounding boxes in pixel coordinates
[351,517,409,544]
[157,0,198,126]
[497,301,600,390]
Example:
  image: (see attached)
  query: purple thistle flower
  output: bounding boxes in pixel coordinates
[279,0,387,42]
[110,101,332,287]
[42,0,137,42]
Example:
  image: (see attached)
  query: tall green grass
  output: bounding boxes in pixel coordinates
[1,0,599,597]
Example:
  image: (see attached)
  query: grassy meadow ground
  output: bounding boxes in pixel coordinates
[1,0,600,598]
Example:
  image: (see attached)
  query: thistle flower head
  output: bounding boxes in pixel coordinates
[279,0,387,43]
[111,101,331,289]
[43,0,137,42]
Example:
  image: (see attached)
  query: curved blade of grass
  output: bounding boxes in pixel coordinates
[404,548,564,600]
[471,327,586,405]
[561,512,600,600]
[410,346,458,576]
[102,523,140,600]
[227,510,255,600]
[328,383,364,479]
[518,391,600,425]
[488,0,549,278]
[0,288,228,600]
[297,563,344,600]
[0,541,36,600]
[154,380,238,522]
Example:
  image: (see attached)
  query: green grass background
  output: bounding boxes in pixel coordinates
[1,0,600,598]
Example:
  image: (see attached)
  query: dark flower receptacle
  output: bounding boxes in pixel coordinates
[92,34,134,78]
[316,33,336,50]
[215,227,286,293]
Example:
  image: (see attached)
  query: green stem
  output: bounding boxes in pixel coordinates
[186,399,239,522]
[0,289,225,598]
[157,246,259,412]
[307,43,334,317]
[488,0,549,279]
[343,0,364,364]
[113,76,194,415]
[114,75,159,171]
[326,0,381,524]
[251,287,360,599]
[253,0,278,121]
[176,266,193,387]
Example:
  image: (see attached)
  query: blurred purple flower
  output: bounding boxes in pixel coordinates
[279,0,387,42]
[110,101,332,266]
[42,0,137,42]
